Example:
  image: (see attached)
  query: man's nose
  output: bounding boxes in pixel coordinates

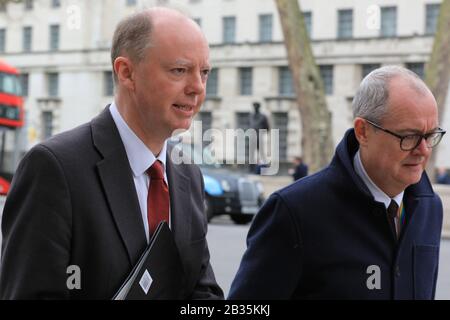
[412,137,430,155]
[185,72,204,96]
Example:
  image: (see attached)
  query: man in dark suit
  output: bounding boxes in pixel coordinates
[436,167,450,184]
[291,156,308,181]
[0,8,223,300]
[228,66,446,299]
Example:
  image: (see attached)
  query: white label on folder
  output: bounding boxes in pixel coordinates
[139,269,153,295]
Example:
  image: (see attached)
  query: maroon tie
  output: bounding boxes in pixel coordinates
[387,200,399,239]
[147,160,170,236]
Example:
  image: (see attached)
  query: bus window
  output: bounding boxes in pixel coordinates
[0,72,21,96]
[0,105,20,121]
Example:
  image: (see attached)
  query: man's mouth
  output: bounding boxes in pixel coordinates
[403,156,425,167]
[172,104,193,112]
[403,163,423,168]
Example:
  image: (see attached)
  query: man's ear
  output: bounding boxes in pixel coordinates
[114,57,135,91]
[354,117,370,147]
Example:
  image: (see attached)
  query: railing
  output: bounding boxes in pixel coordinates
[253,175,450,239]
[1,183,449,238]
[434,185,450,238]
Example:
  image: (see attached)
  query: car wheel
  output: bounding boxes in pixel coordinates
[205,196,214,222]
[231,215,253,225]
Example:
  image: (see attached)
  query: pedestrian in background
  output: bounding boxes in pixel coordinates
[290,156,308,181]
[436,167,450,184]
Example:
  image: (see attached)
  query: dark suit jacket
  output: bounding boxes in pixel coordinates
[0,108,223,299]
[228,129,442,300]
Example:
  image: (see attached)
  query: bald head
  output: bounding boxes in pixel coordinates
[149,7,201,30]
[111,7,204,83]
[352,66,434,124]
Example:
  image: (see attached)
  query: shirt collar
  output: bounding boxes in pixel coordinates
[109,102,167,177]
[353,149,403,209]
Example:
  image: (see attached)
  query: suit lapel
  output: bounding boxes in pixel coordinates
[166,152,192,247]
[91,107,147,266]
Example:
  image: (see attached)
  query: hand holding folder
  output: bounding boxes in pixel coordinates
[113,222,185,300]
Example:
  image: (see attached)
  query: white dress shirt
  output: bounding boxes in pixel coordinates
[353,149,403,232]
[109,102,170,243]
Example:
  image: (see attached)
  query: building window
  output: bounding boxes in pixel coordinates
[23,26,32,52]
[259,14,273,42]
[49,25,60,51]
[279,66,295,97]
[193,18,201,27]
[104,71,114,96]
[51,0,61,8]
[337,9,353,39]
[361,64,381,79]
[380,6,397,37]
[42,111,53,139]
[319,65,333,95]
[0,2,6,12]
[303,11,312,38]
[425,4,440,35]
[25,0,33,10]
[406,62,425,79]
[20,73,29,97]
[47,73,59,97]
[236,112,251,163]
[272,112,288,162]
[206,68,218,97]
[239,67,252,96]
[197,111,212,147]
[198,111,212,132]
[0,29,5,53]
[223,16,236,44]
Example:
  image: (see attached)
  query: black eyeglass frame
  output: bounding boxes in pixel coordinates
[364,118,446,151]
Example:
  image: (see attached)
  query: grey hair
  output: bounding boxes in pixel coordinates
[111,11,155,83]
[352,65,428,123]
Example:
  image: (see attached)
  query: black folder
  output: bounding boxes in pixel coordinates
[113,222,185,300]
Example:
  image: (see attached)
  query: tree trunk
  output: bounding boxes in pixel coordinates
[1,0,23,5]
[425,0,450,182]
[274,0,333,173]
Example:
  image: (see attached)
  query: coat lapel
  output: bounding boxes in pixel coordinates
[400,173,435,243]
[91,107,147,266]
[166,151,192,247]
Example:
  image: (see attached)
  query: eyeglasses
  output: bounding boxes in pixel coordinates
[364,119,446,151]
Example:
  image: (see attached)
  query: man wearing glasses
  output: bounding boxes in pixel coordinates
[229,66,445,300]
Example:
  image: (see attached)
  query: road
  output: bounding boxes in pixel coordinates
[207,216,450,300]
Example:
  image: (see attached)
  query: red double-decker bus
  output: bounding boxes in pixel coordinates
[0,60,24,128]
[0,60,24,195]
